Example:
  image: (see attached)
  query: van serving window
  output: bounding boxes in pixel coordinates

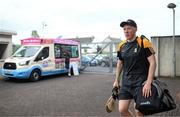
[54,44,79,59]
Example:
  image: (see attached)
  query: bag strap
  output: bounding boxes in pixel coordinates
[140,35,146,48]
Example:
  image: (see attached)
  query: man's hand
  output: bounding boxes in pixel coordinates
[142,83,152,98]
[113,80,120,88]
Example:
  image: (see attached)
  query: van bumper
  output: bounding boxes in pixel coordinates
[1,68,32,79]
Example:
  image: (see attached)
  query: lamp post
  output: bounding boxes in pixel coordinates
[167,3,176,78]
[42,22,47,38]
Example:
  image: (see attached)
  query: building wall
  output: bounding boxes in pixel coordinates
[175,38,180,76]
[0,34,13,59]
[151,36,180,77]
[0,30,16,68]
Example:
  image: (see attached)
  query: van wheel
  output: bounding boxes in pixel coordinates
[29,69,41,82]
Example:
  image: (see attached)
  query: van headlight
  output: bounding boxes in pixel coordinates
[19,60,30,66]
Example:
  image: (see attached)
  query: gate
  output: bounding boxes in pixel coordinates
[80,36,121,74]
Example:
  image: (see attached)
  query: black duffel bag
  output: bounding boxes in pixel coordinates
[134,80,176,115]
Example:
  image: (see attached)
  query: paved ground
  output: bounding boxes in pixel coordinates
[0,73,179,117]
[84,66,115,73]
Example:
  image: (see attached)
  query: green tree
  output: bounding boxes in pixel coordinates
[13,44,21,54]
[31,30,39,38]
[84,48,88,54]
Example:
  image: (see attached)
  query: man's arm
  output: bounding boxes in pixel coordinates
[147,54,156,84]
[143,54,156,98]
[113,60,123,88]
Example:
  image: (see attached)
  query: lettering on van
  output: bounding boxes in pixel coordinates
[42,60,48,67]
[55,62,64,69]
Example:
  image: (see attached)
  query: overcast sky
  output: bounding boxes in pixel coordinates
[0,0,180,44]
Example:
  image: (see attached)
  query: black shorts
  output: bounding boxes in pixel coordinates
[118,86,139,100]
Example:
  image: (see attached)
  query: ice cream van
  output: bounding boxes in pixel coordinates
[1,38,81,81]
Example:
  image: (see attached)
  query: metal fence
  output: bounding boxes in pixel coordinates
[80,36,121,74]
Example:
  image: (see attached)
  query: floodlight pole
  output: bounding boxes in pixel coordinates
[167,3,176,78]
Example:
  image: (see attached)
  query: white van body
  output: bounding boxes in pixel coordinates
[1,38,81,81]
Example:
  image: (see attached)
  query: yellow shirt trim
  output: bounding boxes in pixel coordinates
[136,37,153,48]
[117,40,127,51]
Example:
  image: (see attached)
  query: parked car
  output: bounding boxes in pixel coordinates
[86,54,103,65]
[81,55,98,66]
[100,55,118,67]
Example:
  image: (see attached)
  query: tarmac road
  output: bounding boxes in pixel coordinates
[0,73,179,116]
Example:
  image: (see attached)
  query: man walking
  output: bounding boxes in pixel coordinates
[113,19,156,116]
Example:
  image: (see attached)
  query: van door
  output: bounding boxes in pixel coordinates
[34,47,54,75]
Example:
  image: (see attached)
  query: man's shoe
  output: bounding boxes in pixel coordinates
[68,73,71,76]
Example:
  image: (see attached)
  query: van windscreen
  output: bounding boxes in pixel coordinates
[13,46,41,57]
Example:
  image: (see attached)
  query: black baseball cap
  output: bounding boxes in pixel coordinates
[120,19,137,28]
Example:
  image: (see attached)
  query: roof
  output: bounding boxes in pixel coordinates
[151,35,180,38]
[0,30,17,35]
[64,36,94,44]
[102,36,121,43]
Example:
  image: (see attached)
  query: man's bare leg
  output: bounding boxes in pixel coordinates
[119,100,133,117]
